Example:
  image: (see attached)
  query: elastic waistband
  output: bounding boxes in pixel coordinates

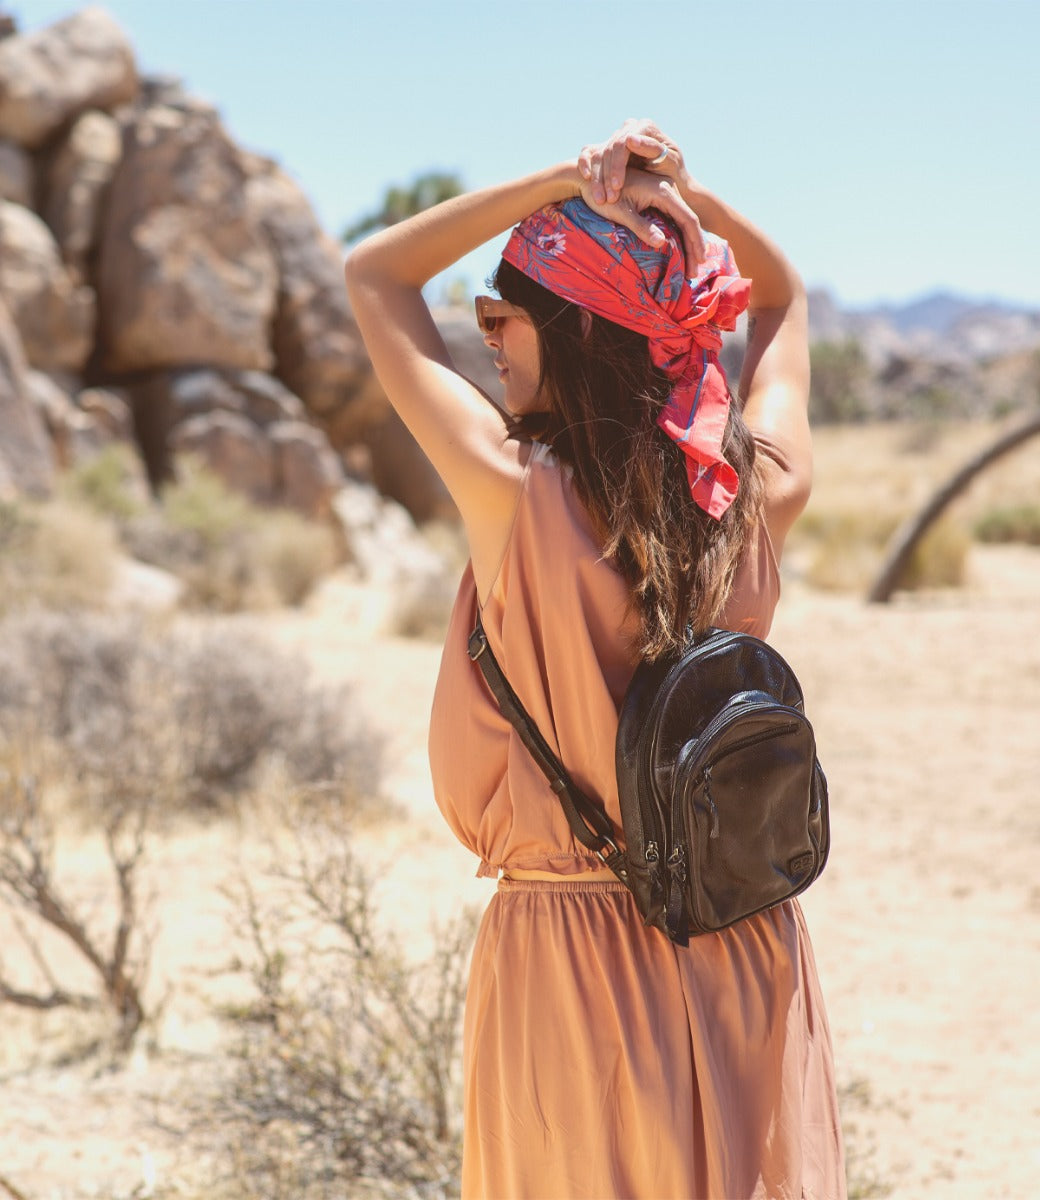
[497,877,630,895]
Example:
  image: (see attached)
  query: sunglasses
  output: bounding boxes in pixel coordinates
[474,295,529,335]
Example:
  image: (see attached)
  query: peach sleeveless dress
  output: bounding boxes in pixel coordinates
[429,442,846,1200]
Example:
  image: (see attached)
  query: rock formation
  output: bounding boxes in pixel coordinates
[0,4,467,530]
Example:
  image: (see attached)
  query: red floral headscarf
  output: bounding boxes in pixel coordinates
[502,199,751,519]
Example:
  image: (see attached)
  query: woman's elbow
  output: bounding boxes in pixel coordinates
[343,242,372,296]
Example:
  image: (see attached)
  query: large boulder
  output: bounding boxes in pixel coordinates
[167,366,305,428]
[332,477,445,589]
[41,109,122,282]
[0,138,32,205]
[24,370,105,468]
[0,7,137,149]
[0,200,95,372]
[243,157,369,430]
[170,409,276,503]
[363,407,456,523]
[96,104,278,373]
[268,419,345,519]
[77,385,135,442]
[0,298,55,497]
[126,366,308,487]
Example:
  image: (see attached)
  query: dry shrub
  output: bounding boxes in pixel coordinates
[217,806,475,1199]
[897,519,971,590]
[385,519,466,641]
[973,503,1040,546]
[0,740,151,1052]
[0,611,380,813]
[123,463,337,610]
[839,1077,894,1199]
[386,571,460,641]
[249,511,338,607]
[798,509,970,593]
[0,499,118,615]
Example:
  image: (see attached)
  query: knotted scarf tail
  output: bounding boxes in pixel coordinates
[656,358,739,521]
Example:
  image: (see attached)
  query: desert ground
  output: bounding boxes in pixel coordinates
[1,421,1038,1199]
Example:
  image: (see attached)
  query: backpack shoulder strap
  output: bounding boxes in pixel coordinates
[467,613,630,885]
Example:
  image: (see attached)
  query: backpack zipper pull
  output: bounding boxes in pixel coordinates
[703,766,720,838]
[665,843,687,941]
[645,841,664,908]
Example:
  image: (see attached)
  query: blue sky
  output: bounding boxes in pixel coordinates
[10,0,1040,309]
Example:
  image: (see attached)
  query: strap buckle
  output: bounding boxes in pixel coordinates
[467,627,488,662]
[594,834,622,865]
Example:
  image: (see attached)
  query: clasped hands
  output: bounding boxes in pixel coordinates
[575,118,706,268]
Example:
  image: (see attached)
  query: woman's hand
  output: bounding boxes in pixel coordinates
[578,118,687,206]
[578,167,706,267]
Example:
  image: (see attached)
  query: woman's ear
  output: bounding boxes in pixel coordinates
[579,308,593,338]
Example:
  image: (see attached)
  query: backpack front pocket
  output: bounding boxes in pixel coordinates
[675,704,820,933]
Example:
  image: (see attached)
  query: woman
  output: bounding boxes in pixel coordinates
[346,118,845,1200]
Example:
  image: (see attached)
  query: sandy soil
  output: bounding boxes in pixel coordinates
[1,431,1038,1197]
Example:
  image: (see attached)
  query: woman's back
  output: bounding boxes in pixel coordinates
[430,438,781,880]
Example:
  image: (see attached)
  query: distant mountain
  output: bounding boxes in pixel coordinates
[807,289,1040,366]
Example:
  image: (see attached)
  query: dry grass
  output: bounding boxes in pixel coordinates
[0,499,118,615]
[807,419,1040,523]
[791,419,1040,594]
[797,509,971,593]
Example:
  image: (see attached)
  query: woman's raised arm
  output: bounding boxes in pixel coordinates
[581,120,812,550]
[345,158,708,594]
[344,164,579,542]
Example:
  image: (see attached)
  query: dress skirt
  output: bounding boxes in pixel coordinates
[461,878,845,1200]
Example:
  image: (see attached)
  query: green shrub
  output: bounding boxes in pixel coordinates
[809,340,872,425]
[973,504,1040,546]
[63,443,148,521]
[123,462,338,611]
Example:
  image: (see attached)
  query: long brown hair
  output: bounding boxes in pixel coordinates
[493,259,762,661]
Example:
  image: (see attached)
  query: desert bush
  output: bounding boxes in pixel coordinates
[896,518,971,590]
[0,740,151,1052]
[973,503,1040,546]
[217,808,475,1199]
[0,499,118,615]
[0,611,380,813]
[839,1077,894,1199]
[810,340,872,424]
[384,519,466,641]
[248,511,339,607]
[386,571,460,641]
[799,509,970,592]
[63,443,148,521]
[123,463,337,610]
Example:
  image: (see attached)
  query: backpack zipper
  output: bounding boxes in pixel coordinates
[665,842,687,940]
[702,717,801,769]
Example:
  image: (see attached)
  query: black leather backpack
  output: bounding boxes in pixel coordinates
[469,618,829,946]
